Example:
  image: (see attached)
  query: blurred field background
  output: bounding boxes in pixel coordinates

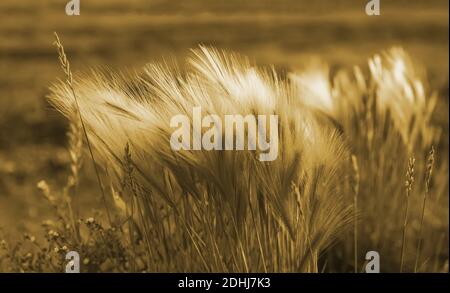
[0,0,448,271]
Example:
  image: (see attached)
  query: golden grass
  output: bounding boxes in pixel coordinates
[1,35,447,273]
[48,39,354,272]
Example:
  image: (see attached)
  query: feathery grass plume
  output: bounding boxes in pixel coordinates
[292,47,439,150]
[400,156,415,272]
[48,46,352,272]
[414,146,435,272]
[367,48,439,149]
[288,59,334,115]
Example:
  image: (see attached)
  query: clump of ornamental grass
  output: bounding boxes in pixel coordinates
[48,36,353,272]
[290,47,448,272]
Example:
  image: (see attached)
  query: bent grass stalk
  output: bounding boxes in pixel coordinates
[53,32,112,225]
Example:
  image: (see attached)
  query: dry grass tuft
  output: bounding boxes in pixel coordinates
[48,44,353,272]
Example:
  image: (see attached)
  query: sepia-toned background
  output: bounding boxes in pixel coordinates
[0,0,448,272]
